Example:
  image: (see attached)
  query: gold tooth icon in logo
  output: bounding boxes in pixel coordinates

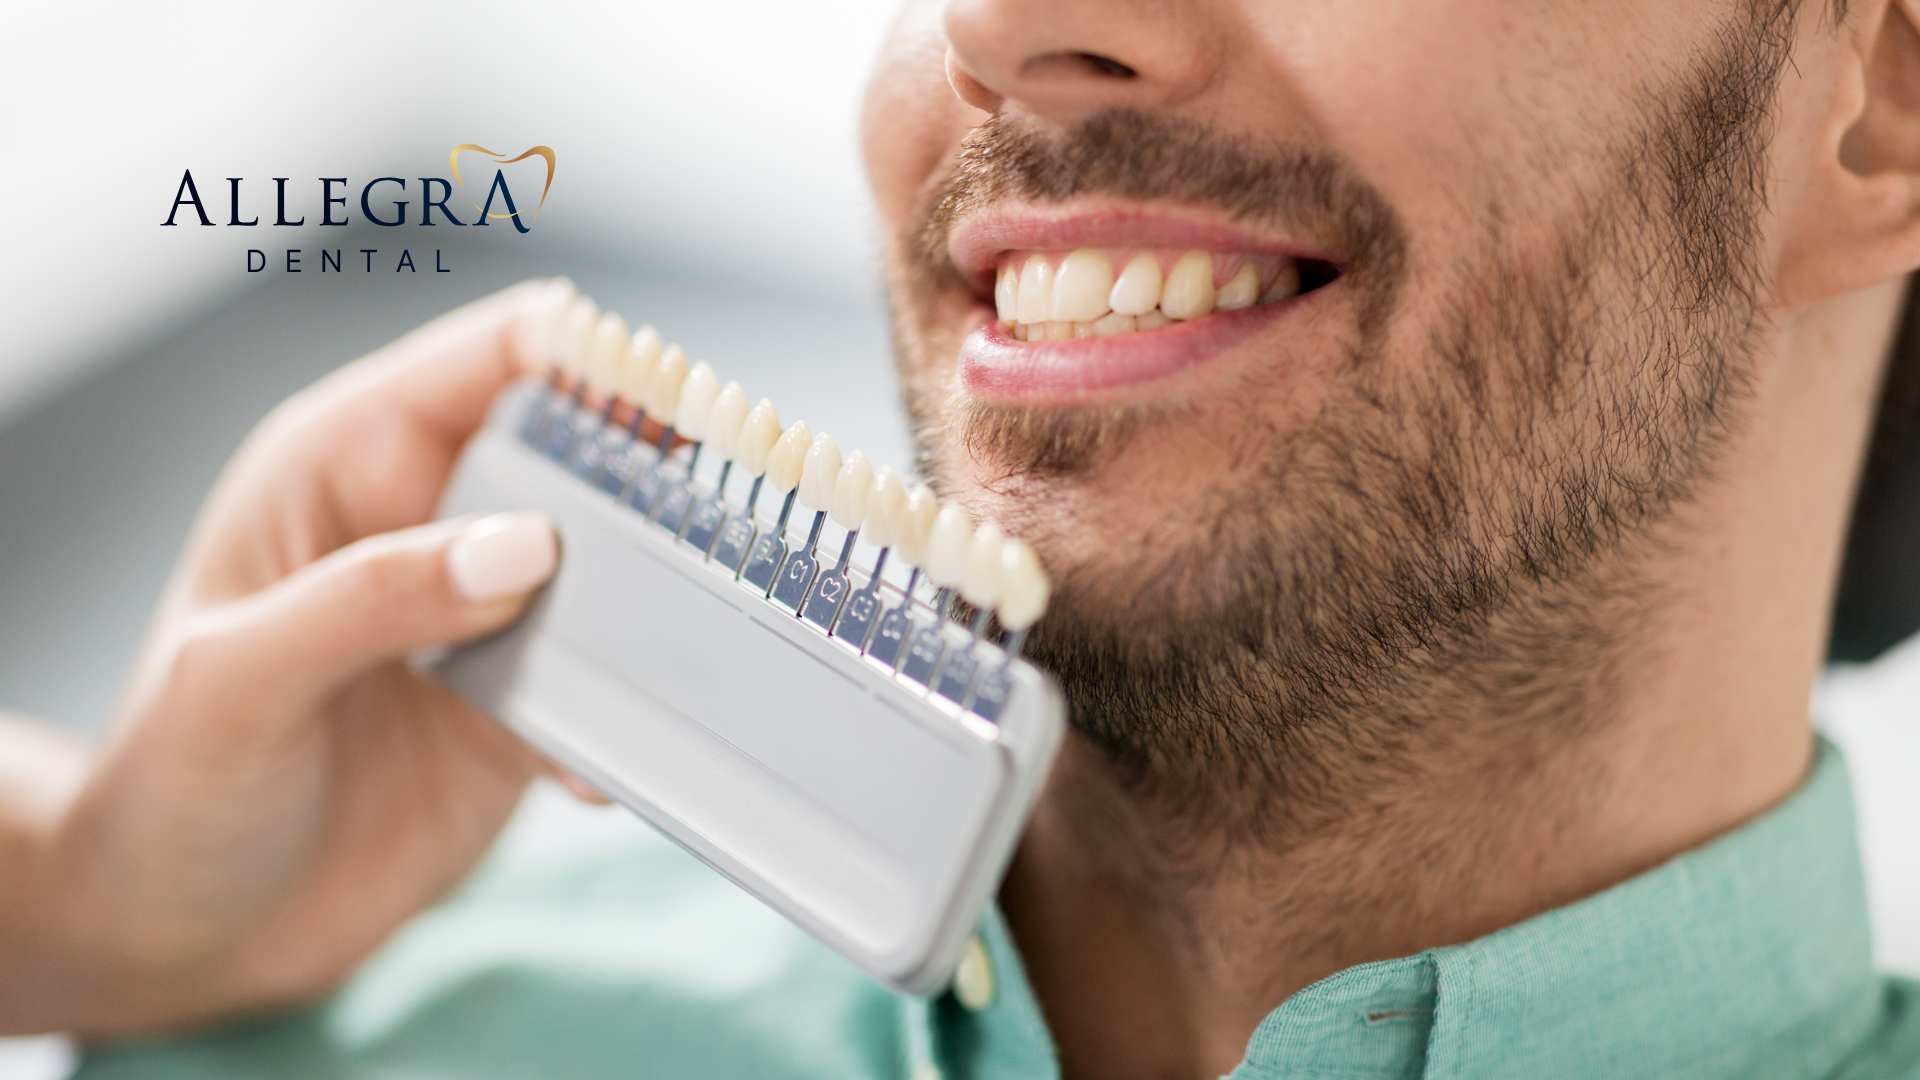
[450,144,556,224]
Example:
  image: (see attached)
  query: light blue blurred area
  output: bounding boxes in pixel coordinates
[0,228,907,733]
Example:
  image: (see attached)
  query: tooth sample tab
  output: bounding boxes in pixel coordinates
[1049,249,1115,323]
[995,264,1019,323]
[831,451,874,529]
[674,361,720,440]
[928,504,974,588]
[1216,262,1259,310]
[558,295,599,377]
[865,468,907,548]
[705,381,749,460]
[1108,252,1163,316]
[528,277,578,364]
[586,312,629,394]
[1160,250,1217,321]
[1015,254,1054,325]
[996,540,1050,631]
[648,345,690,422]
[737,399,782,476]
[798,433,843,512]
[961,522,1006,609]
[766,420,812,493]
[618,326,660,407]
[898,484,939,566]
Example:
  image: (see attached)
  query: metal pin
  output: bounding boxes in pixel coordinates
[655,440,705,536]
[831,546,888,650]
[802,527,861,630]
[771,510,828,611]
[682,459,733,555]
[935,607,991,703]
[711,474,765,575]
[865,566,919,668]
[966,627,1028,722]
[900,586,954,686]
[741,489,798,593]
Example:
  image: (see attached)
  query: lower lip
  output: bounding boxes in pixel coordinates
[958,299,1301,401]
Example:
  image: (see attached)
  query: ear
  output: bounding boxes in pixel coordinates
[1777,0,1920,306]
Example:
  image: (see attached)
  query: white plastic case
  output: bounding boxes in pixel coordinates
[427,381,1065,994]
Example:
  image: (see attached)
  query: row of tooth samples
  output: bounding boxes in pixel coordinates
[994,249,1304,340]
[532,280,1050,674]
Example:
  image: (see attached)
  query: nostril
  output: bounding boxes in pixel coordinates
[1018,51,1141,82]
[1081,53,1138,79]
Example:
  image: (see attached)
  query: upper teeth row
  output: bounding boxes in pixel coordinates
[994,249,1303,339]
[534,279,1050,630]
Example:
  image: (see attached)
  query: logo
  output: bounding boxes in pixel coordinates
[160,143,557,275]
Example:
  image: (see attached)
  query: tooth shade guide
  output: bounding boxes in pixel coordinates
[504,294,1055,719]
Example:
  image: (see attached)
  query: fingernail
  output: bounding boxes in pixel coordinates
[447,513,558,601]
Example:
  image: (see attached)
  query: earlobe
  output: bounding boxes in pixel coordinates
[1780,0,1920,304]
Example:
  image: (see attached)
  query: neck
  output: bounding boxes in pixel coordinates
[1000,276,1907,1080]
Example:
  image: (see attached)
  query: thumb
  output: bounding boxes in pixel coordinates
[193,512,559,712]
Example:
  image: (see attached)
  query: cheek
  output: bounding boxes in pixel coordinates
[863,1,983,232]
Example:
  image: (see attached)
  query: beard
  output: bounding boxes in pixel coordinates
[888,7,1795,843]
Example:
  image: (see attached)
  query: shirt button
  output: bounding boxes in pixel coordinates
[953,934,995,1011]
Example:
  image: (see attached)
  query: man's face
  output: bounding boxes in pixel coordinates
[866,0,1813,823]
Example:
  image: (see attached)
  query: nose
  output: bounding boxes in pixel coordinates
[943,0,1224,122]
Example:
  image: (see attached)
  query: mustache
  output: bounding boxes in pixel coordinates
[914,108,1409,321]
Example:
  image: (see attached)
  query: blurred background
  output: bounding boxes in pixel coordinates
[1,2,1916,1075]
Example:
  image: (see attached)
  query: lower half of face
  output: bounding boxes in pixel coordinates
[876,2,1796,826]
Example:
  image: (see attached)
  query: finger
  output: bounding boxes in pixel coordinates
[182,512,559,717]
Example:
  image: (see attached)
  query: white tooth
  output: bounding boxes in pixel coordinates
[996,539,1050,631]
[865,467,907,548]
[674,360,720,439]
[705,381,749,460]
[1216,262,1260,310]
[961,522,1006,609]
[798,433,842,511]
[765,420,812,494]
[526,277,577,365]
[1016,254,1054,324]
[736,399,782,477]
[831,450,874,529]
[559,296,599,377]
[995,262,1019,323]
[1108,252,1163,316]
[1049,248,1114,322]
[1045,320,1074,340]
[618,326,660,405]
[1160,250,1216,320]
[928,504,973,588]
[1262,261,1303,303]
[648,345,689,421]
[1073,322,1095,338]
[1014,323,1032,341]
[1091,312,1136,337]
[897,484,939,566]
[586,312,629,395]
[1137,309,1173,331]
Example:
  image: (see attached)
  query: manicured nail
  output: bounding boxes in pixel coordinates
[447,513,558,601]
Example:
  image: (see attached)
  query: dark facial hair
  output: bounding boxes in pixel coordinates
[891,4,1795,845]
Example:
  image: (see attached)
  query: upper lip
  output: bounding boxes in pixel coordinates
[944,198,1342,300]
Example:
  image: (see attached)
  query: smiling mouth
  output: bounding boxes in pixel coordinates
[991,247,1340,340]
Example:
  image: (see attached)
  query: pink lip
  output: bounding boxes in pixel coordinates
[959,297,1307,400]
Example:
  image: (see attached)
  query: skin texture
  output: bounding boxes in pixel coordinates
[0,283,592,1035]
[868,0,1920,1076]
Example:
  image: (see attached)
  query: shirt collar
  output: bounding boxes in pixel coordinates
[924,737,1882,1080]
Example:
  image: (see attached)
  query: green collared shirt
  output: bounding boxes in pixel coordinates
[78,739,1920,1079]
